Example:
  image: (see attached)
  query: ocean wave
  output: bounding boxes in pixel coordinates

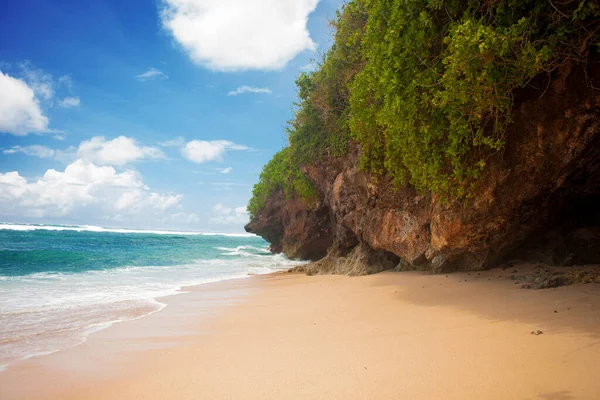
[0,255,304,370]
[0,228,303,372]
[215,245,272,257]
[216,245,269,252]
[0,223,255,237]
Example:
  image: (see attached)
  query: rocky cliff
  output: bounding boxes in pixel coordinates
[246,61,600,275]
[245,189,333,261]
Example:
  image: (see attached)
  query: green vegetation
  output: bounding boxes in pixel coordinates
[287,1,368,164]
[247,148,319,219]
[249,0,600,218]
[349,0,599,197]
[248,2,367,219]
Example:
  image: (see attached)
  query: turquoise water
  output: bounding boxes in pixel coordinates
[0,223,302,371]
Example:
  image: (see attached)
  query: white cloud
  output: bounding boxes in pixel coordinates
[0,160,182,219]
[159,136,186,147]
[0,63,81,136]
[18,62,54,100]
[227,86,272,96]
[210,203,249,225]
[59,96,80,108]
[160,0,319,71]
[181,140,248,163]
[53,134,67,141]
[136,68,168,81]
[217,167,232,174]
[0,70,50,135]
[3,136,166,166]
[3,145,55,158]
[57,75,73,90]
[77,136,166,166]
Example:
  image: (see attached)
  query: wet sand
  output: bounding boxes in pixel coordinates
[1,266,600,399]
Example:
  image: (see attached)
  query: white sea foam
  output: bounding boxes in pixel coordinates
[214,245,273,257]
[0,223,255,237]
[0,247,304,371]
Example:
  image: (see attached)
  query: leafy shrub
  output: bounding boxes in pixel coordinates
[288,1,368,164]
[248,2,367,217]
[249,0,600,217]
[247,148,318,219]
[350,0,598,197]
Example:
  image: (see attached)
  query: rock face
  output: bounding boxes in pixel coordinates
[245,190,333,261]
[246,62,600,275]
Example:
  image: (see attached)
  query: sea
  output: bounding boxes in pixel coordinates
[0,223,303,371]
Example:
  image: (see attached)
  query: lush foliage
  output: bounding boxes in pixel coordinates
[350,0,599,197]
[287,1,368,164]
[248,3,367,217]
[247,148,318,219]
[249,0,600,217]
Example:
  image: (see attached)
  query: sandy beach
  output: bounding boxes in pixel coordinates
[1,266,600,400]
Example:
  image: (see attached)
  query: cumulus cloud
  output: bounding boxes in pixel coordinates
[0,70,50,135]
[77,136,166,166]
[3,136,166,166]
[0,160,182,219]
[59,96,80,108]
[227,86,272,96]
[217,167,232,174]
[136,68,168,81]
[3,145,55,158]
[181,140,248,163]
[0,63,81,135]
[210,203,249,225]
[160,0,319,70]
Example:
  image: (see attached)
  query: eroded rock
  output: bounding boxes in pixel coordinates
[246,62,600,276]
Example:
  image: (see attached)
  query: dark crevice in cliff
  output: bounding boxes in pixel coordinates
[492,111,600,268]
[498,193,600,267]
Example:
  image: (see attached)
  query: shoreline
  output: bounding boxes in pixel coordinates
[0,228,293,374]
[2,265,600,399]
[0,270,276,374]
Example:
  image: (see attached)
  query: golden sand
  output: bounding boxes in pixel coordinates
[1,267,600,399]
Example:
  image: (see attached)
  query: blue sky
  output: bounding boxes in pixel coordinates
[0,0,343,232]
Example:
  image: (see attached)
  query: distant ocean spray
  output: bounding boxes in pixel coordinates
[0,223,303,371]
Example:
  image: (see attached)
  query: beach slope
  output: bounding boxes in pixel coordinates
[1,268,600,399]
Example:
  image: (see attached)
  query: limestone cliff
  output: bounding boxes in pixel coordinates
[246,61,600,275]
